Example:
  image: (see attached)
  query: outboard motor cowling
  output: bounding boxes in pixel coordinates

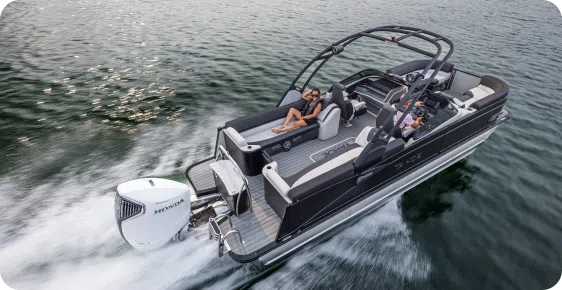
[115,178,191,252]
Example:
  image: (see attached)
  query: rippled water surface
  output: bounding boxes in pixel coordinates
[1,0,561,289]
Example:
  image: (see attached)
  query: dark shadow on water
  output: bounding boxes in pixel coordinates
[400,159,480,224]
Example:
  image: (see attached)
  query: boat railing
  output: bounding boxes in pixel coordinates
[216,145,253,217]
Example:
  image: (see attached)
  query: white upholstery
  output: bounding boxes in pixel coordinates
[350,99,366,114]
[224,127,248,147]
[292,147,364,188]
[317,104,341,140]
[210,160,245,196]
[354,126,374,147]
[354,125,396,147]
[262,162,292,202]
[461,84,495,108]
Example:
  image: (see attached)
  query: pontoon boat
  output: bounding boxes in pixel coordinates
[113,26,510,270]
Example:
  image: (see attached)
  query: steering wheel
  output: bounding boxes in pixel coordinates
[412,105,427,119]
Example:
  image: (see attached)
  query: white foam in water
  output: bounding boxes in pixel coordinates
[252,199,432,289]
[0,109,244,290]
[0,194,224,290]
[0,105,429,289]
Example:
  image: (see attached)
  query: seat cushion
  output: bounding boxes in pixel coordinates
[463,84,495,107]
[242,118,285,143]
[249,123,320,154]
[225,100,307,133]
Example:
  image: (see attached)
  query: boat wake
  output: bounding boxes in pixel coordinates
[0,110,249,290]
[0,107,430,289]
[251,199,432,289]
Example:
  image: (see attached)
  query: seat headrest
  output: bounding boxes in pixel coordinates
[330,83,349,117]
[330,83,345,98]
[333,83,345,91]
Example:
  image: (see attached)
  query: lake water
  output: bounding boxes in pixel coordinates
[1,0,561,289]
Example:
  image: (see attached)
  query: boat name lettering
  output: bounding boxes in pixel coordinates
[322,143,349,158]
[154,199,185,214]
[394,153,423,170]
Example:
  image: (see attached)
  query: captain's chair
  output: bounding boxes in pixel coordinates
[354,105,395,147]
[330,83,367,127]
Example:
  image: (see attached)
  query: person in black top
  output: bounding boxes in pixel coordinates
[272,88,323,134]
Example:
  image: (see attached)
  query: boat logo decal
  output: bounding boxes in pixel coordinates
[488,112,502,123]
[283,140,292,151]
[356,171,373,184]
[154,199,185,214]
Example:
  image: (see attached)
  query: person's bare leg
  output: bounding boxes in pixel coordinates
[276,120,307,133]
[273,108,301,133]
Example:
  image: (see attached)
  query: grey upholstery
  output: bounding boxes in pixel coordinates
[331,83,354,120]
[376,104,395,134]
[331,83,367,124]
[316,103,341,140]
[263,125,378,214]
[387,85,408,104]
[279,90,304,106]
[354,106,396,147]
[263,145,363,208]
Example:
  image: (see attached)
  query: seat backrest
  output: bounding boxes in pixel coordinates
[386,85,408,104]
[376,105,395,134]
[386,59,455,75]
[330,83,351,120]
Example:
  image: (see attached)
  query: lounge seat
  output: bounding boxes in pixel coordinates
[451,75,509,110]
[263,142,363,217]
[220,100,341,175]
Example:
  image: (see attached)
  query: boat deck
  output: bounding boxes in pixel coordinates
[187,113,377,255]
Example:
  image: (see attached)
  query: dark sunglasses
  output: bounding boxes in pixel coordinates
[311,94,319,97]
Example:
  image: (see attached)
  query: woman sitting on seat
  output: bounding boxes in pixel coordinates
[272,88,323,134]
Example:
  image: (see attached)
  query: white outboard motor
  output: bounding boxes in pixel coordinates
[114,178,191,252]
